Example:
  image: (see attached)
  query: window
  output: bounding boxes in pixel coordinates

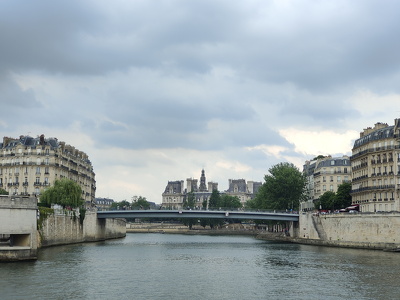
[337,176,341,182]
[331,161,335,166]
[330,185,334,191]
[323,185,326,191]
[36,167,40,174]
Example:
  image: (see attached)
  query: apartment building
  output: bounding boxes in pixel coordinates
[0,135,96,207]
[351,120,400,212]
[302,155,351,211]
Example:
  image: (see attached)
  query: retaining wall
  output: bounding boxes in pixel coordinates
[39,212,126,247]
[297,212,400,250]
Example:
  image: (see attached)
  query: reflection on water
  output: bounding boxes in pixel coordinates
[1,234,400,300]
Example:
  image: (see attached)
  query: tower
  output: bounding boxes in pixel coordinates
[199,169,207,192]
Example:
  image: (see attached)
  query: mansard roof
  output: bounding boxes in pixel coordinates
[1,135,60,149]
[316,157,350,169]
[163,180,184,194]
[226,179,248,193]
[353,125,395,148]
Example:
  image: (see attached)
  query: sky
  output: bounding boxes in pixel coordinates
[1,0,400,204]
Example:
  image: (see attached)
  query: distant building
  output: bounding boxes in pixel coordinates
[0,135,96,207]
[302,155,351,211]
[161,169,261,209]
[95,197,114,211]
[225,179,262,206]
[351,119,400,212]
[162,180,185,209]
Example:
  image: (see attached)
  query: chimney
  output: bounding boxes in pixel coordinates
[40,134,45,145]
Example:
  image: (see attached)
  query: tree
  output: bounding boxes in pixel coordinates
[335,182,352,209]
[182,192,195,209]
[220,195,242,209]
[208,189,221,209]
[131,196,150,209]
[181,192,197,229]
[252,162,307,210]
[312,155,327,160]
[0,188,8,195]
[315,191,336,210]
[111,200,131,210]
[40,178,83,208]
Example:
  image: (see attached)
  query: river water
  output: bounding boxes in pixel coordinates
[1,233,400,300]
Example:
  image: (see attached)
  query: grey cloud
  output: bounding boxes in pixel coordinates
[2,0,400,95]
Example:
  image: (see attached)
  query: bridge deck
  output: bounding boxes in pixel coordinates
[97,210,299,222]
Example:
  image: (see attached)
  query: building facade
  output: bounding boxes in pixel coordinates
[302,155,351,211]
[0,135,96,207]
[161,169,261,209]
[225,179,262,206]
[351,120,400,212]
[95,197,114,211]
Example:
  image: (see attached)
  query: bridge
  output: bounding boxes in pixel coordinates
[97,209,299,222]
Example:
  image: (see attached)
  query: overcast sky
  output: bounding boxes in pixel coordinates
[1,0,400,203]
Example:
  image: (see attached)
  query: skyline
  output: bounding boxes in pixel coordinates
[1,1,400,203]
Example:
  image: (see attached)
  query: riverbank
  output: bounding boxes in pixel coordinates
[126,222,293,242]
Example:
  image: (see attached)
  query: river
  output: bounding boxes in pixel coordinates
[1,233,400,300]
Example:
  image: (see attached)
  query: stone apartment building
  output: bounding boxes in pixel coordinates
[302,155,351,211]
[161,169,261,209]
[0,135,96,207]
[351,119,400,212]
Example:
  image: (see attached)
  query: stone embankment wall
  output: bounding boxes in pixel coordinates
[0,196,38,261]
[39,212,126,247]
[297,212,400,250]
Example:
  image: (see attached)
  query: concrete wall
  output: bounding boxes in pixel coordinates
[39,211,126,247]
[297,212,400,250]
[0,196,38,261]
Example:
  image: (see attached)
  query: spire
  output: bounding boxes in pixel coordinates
[199,169,207,192]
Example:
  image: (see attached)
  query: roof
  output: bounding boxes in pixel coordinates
[316,157,350,168]
[353,125,395,148]
[1,135,60,150]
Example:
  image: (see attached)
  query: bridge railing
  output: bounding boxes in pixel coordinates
[101,207,298,214]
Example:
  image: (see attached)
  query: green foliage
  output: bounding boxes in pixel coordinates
[40,178,83,208]
[79,208,86,225]
[335,181,352,209]
[315,182,352,210]
[37,206,54,230]
[111,200,131,210]
[220,194,242,209]
[251,162,307,210]
[315,191,336,210]
[131,196,150,209]
[183,192,196,209]
[208,189,221,209]
[182,192,197,229]
[0,188,8,195]
[312,155,327,160]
